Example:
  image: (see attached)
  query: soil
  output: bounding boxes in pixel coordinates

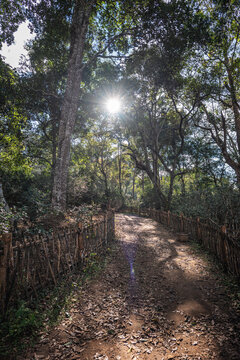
[22,214,240,360]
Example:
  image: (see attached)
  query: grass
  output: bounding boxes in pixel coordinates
[0,246,113,359]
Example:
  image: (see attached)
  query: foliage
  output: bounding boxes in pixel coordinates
[0,0,28,48]
[7,301,41,338]
[0,300,41,355]
[0,0,240,236]
[171,181,240,228]
[2,2,240,355]
[0,202,13,233]
[0,59,32,179]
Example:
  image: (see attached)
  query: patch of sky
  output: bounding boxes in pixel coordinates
[0,21,35,69]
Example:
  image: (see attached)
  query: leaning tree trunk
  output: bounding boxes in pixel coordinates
[52,0,95,211]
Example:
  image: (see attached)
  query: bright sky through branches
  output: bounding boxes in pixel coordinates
[106,97,121,114]
[0,22,35,68]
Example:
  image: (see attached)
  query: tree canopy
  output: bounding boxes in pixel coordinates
[1,0,240,238]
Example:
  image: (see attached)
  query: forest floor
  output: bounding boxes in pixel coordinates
[22,214,240,360]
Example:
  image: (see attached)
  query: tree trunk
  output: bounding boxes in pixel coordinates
[50,115,58,198]
[142,171,144,192]
[118,143,122,196]
[180,173,185,196]
[102,161,110,203]
[132,169,136,200]
[52,0,95,211]
[225,57,240,154]
[167,172,175,210]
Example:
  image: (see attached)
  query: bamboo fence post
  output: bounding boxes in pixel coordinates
[40,237,56,286]
[74,228,79,263]
[96,221,100,248]
[57,234,61,273]
[220,226,228,271]
[104,212,108,244]
[0,233,12,314]
[63,230,72,271]
[26,239,38,298]
[32,237,44,288]
[34,235,46,285]
[78,228,84,261]
[112,211,115,239]
[91,223,95,251]
[67,228,75,269]
[180,213,184,233]
[221,225,227,234]
[197,217,201,241]
[93,224,97,250]
[167,210,170,227]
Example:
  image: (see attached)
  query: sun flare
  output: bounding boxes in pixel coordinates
[106,97,121,114]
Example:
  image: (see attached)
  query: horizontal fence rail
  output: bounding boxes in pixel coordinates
[123,207,240,280]
[0,211,115,315]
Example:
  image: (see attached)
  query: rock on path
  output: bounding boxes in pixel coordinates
[24,214,240,360]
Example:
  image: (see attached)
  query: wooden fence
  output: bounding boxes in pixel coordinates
[0,211,115,315]
[124,207,240,279]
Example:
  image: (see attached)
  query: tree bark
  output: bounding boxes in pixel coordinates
[118,143,122,196]
[142,171,144,192]
[167,172,175,210]
[132,169,136,200]
[225,56,240,154]
[52,0,95,211]
[50,106,58,198]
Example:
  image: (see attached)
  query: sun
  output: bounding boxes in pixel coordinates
[106,97,121,114]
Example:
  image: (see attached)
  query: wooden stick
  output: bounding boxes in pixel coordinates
[0,233,12,314]
[40,237,56,286]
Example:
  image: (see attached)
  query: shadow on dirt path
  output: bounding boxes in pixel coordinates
[23,214,240,360]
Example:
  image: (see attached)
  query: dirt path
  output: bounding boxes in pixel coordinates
[25,214,240,360]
